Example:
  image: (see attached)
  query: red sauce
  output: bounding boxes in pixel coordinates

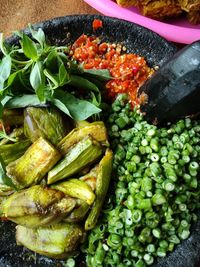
[71,34,153,106]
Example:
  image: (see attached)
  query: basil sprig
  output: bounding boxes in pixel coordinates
[0,26,112,120]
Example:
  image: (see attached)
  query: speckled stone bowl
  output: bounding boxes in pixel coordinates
[1,14,199,267]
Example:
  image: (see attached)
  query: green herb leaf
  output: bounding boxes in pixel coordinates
[52,99,72,117]
[4,94,41,109]
[80,68,112,81]
[30,61,45,101]
[44,69,59,89]
[69,75,99,93]
[29,26,46,48]
[0,131,17,142]
[53,90,101,120]
[45,50,58,73]
[22,33,38,60]
[0,155,16,189]
[0,55,11,89]
[59,63,70,86]
[7,72,19,87]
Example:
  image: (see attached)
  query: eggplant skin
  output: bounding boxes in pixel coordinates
[51,179,96,205]
[64,199,90,223]
[85,149,113,230]
[2,185,77,228]
[47,137,103,184]
[3,109,24,126]
[6,137,61,189]
[24,107,71,145]
[16,223,85,259]
[58,121,109,155]
[0,139,31,166]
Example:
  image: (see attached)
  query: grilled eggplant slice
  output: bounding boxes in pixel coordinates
[79,165,99,191]
[0,139,31,166]
[85,149,113,230]
[6,137,61,189]
[58,121,109,155]
[0,127,25,145]
[2,109,24,126]
[24,107,71,145]
[48,136,103,184]
[16,222,85,259]
[2,185,76,227]
[51,179,96,205]
[64,199,90,223]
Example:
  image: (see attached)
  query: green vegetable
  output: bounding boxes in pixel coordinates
[0,126,25,145]
[24,106,70,145]
[64,199,90,223]
[2,109,24,126]
[16,222,85,259]
[0,139,31,165]
[6,137,61,189]
[0,154,16,190]
[51,179,96,205]
[58,121,109,155]
[0,27,112,121]
[85,149,113,230]
[86,94,200,267]
[2,185,76,227]
[48,136,103,184]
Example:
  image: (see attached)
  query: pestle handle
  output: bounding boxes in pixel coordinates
[138,41,200,124]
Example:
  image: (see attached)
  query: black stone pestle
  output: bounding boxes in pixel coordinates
[138,40,200,124]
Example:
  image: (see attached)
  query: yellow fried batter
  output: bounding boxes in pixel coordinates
[115,0,200,24]
[187,10,200,23]
[116,0,138,7]
[138,0,182,19]
[180,0,200,12]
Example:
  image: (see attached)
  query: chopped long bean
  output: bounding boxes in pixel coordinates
[85,94,200,267]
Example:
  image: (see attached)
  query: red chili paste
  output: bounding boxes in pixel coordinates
[71,34,153,106]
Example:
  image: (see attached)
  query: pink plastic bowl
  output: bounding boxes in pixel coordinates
[84,0,200,44]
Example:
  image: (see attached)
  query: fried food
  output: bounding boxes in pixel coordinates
[187,10,200,23]
[180,0,200,11]
[115,0,200,24]
[139,0,182,20]
[116,0,138,6]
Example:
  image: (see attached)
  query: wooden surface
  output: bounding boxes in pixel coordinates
[0,0,100,36]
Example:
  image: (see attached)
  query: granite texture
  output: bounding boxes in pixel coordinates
[0,14,198,267]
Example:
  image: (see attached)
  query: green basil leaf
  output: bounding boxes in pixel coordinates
[30,61,45,101]
[45,50,58,73]
[0,55,11,89]
[22,33,38,60]
[69,75,99,93]
[52,98,72,118]
[53,90,101,120]
[59,63,70,86]
[4,94,41,109]
[44,69,59,89]
[7,70,21,87]
[29,26,46,48]
[80,68,112,81]
[0,155,16,189]
[90,91,101,107]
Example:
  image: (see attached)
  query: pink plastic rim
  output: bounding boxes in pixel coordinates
[84,0,200,44]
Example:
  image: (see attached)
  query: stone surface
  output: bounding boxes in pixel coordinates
[1,14,198,267]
